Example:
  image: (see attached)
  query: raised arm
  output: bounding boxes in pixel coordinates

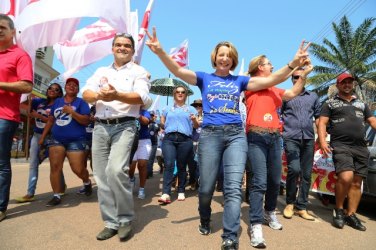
[247,41,311,92]
[145,27,197,85]
[282,61,314,101]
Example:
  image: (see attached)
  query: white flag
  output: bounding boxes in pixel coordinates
[134,0,155,64]
[15,0,130,57]
[169,39,189,68]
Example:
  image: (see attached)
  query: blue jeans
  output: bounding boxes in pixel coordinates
[0,119,18,212]
[284,138,314,210]
[92,120,137,230]
[247,132,282,225]
[161,132,193,194]
[147,143,158,176]
[198,125,247,242]
[27,133,41,196]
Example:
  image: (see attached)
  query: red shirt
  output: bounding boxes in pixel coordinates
[245,87,285,132]
[0,45,33,122]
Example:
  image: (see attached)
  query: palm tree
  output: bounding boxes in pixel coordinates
[309,16,376,104]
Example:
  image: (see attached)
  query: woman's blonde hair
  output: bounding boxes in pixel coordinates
[210,41,238,71]
[247,55,267,76]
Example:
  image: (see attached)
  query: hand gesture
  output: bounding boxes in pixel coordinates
[291,40,311,68]
[62,104,74,115]
[145,27,163,55]
[302,58,314,76]
[97,83,118,102]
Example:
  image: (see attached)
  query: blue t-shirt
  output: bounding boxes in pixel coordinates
[51,97,90,143]
[163,104,197,136]
[32,98,53,134]
[139,109,151,140]
[195,72,249,127]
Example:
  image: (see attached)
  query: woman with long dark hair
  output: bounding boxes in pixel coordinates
[16,83,64,202]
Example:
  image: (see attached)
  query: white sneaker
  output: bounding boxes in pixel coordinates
[250,224,266,248]
[264,210,283,230]
[138,189,145,199]
[178,193,185,201]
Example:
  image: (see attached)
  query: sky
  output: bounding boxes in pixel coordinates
[53,0,376,107]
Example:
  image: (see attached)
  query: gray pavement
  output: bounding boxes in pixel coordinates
[1,159,376,249]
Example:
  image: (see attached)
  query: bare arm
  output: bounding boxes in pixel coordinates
[139,115,150,126]
[282,62,314,101]
[160,115,166,129]
[0,80,33,93]
[38,116,54,145]
[145,27,197,85]
[247,41,311,92]
[318,116,331,157]
[367,116,376,130]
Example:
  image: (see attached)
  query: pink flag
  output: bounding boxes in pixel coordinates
[53,20,116,79]
[169,39,189,68]
[134,0,155,64]
[0,0,29,20]
[15,0,130,57]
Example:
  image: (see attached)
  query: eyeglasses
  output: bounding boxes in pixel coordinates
[261,62,272,66]
[292,75,300,80]
[48,87,61,93]
[175,91,186,94]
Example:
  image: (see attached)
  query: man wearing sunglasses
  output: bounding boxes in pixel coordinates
[0,14,33,222]
[82,33,152,241]
[281,68,321,221]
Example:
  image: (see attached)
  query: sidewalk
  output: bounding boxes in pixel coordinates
[1,160,376,249]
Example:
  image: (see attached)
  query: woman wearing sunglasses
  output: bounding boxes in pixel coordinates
[158,86,199,204]
[16,83,65,203]
[245,55,313,248]
[146,27,310,249]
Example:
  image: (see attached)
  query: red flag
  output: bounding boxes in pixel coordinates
[134,0,155,64]
[169,39,189,68]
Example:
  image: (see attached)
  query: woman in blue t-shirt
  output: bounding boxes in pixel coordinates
[146,27,310,248]
[158,86,199,204]
[16,83,64,203]
[39,78,91,207]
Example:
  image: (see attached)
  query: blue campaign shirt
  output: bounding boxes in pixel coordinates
[32,98,53,134]
[195,72,249,127]
[51,97,90,143]
[138,109,151,140]
[163,104,197,136]
[281,89,321,139]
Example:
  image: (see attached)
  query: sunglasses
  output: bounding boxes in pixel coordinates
[175,91,186,94]
[48,87,61,93]
[292,75,300,80]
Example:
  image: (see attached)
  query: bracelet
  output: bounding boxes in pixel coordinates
[300,75,307,80]
[287,63,294,70]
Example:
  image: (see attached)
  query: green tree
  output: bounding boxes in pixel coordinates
[309,16,376,104]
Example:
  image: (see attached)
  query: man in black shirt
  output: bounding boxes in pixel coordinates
[318,73,376,231]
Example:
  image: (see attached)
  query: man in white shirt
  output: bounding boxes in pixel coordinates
[82,33,152,241]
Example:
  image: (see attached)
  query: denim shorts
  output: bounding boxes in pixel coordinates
[48,137,87,152]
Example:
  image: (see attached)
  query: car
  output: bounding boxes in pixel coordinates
[364,125,376,197]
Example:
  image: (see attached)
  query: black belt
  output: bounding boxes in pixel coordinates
[96,116,135,124]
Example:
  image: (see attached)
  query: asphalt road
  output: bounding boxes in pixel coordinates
[1,159,375,250]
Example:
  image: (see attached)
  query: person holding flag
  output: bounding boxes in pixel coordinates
[145,27,310,249]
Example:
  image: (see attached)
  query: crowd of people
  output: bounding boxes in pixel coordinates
[1,14,376,250]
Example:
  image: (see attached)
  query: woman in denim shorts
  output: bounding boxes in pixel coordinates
[39,78,92,207]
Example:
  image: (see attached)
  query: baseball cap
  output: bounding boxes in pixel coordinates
[337,73,354,84]
[66,77,79,86]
